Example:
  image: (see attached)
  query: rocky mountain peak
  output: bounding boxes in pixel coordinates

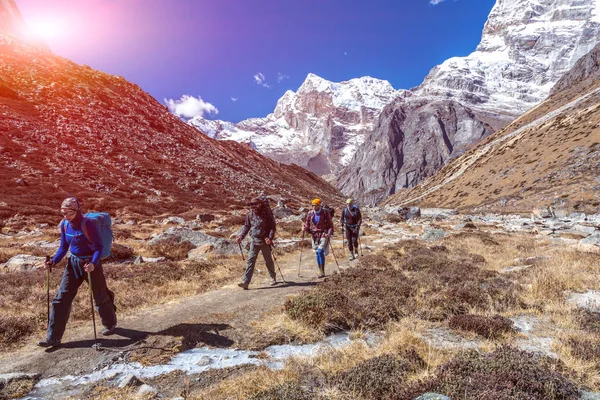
[416,0,600,126]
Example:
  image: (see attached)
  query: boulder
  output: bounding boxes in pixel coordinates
[415,394,451,400]
[422,229,447,242]
[149,228,237,255]
[397,206,421,221]
[118,373,142,388]
[4,254,46,271]
[272,206,295,219]
[162,216,185,225]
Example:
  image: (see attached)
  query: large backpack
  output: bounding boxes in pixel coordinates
[63,212,113,260]
[322,204,335,218]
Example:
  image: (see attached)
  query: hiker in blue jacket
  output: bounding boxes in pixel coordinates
[341,198,362,260]
[38,197,117,348]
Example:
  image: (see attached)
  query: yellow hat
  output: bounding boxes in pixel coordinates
[346,198,353,204]
[311,198,321,206]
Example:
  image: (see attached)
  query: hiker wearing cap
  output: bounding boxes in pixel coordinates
[236,197,278,290]
[341,198,362,260]
[302,198,334,278]
[38,197,117,348]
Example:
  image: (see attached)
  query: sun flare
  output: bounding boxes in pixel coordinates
[26,19,63,41]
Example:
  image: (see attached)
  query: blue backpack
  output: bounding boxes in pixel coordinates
[63,212,113,260]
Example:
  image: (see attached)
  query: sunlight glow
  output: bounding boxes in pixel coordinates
[26,19,64,41]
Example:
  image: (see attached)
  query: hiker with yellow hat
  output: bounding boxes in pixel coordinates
[341,198,362,260]
[302,198,334,278]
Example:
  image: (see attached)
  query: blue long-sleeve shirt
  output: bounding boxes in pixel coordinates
[53,215,104,266]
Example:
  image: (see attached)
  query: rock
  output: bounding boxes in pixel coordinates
[22,239,60,250]
[501,265,533,274]
[421,229,447,242]
[118,373,142,388]
[572,225,597,234]
[581,391,600,400]
[39,223,49,229]
[0,372,40,384]
[162,216,185,225]
[568,290,600,312]
[188,246,213,260]
[513,256,548,266]
[580,234,600,247]
[197,355,211,366]
[143,257,167,263]
[415,394,451,400]
[4,254,46,271]
[272,206,294,219]
[133,255,144,264]
[126,220,137,225]
[137,384,158,396]
[149,228,238,255]
[15,178,27,186]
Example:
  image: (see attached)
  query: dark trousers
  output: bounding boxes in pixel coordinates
[345,226,359,253]
[47,258,117,341]
[242,241,276,284]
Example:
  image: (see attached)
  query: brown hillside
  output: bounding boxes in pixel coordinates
[384,46,600,214]
[0,36,342,225]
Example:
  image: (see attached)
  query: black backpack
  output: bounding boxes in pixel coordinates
[322,204,335,218]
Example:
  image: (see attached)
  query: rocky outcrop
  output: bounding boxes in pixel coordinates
[551,43,600,95]
[336,98,493,204]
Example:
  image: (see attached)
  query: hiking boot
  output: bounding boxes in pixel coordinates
[101,324,117,336]
[238,281,249,290]
[317,273,325,278]
[37,338,61,348]
[354,250,360,258]
[270,279,278,286]
[348,254,355,261]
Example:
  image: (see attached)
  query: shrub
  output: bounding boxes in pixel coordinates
[0,315,36,348]
[573,309,600,335]
[331,351,425,399]
[110,243,134,260]
[567,338,600,361]
[147,237,195,260]
[249,382,314,400]
[449,314,515,339]
[285,268,416,332]
[404,347,581,400]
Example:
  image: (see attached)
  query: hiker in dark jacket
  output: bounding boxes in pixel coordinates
[39,197,117,348]
[341,198,362,260]
[236,197,278,290]
[302,198,334,278]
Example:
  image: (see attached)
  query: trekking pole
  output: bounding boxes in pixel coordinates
[328,237,341,273]
[342,226,346,256]
[45,256,51,328]
[87,271,100,351]
[357,231,364,257]
[270,245,287,283]
[238,242,245,262]
[297,231,305,277]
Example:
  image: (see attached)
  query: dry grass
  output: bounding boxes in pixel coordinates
[0,377,38,400]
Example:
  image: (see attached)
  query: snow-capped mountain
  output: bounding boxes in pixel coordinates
[335,0,600,203]
[189,74,407,175]
[415,0,600,128]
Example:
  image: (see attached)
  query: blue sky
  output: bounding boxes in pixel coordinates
[18,0,496,122]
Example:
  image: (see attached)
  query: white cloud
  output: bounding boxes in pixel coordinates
[277,72,289,83]
[429,0,446,4]
[231,97,239,102]
[253,72,270,88]
[164,95,218,120]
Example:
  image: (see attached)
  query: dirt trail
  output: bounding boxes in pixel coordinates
[0,242,357,379]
